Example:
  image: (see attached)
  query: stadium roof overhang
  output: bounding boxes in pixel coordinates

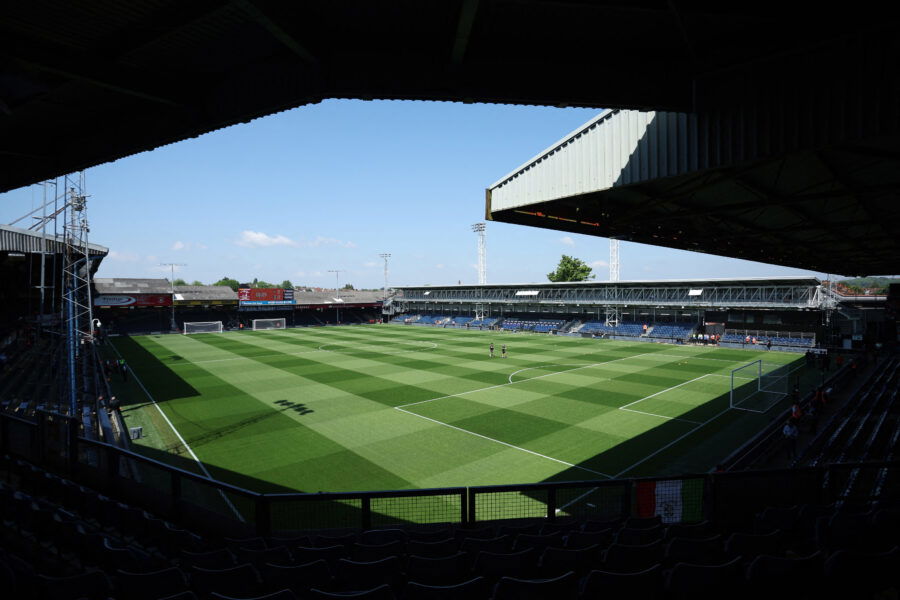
[2,2,898,277]
[487,110,900,278]
[0,224,108,257]
[399,276,821,291]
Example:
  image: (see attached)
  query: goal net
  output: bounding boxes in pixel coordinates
[730,359,790,413]
[183,321,223,335]
[252,318,286,331]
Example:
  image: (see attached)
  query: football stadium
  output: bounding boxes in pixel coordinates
[1,4,899,599]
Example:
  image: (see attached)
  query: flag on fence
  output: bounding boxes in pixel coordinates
[635,478,703,523]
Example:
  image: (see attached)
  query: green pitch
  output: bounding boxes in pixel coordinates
[111,325,803,497]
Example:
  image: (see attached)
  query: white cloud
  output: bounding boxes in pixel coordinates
[305,236,356,249]
[363,261,378,268]
[107,250,140,262]
[560,236,575,246]
[435,263,445,269]
[591,260,609,268]
[171,241,186,251]
[235,230,298,248]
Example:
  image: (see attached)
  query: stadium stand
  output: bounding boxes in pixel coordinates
[1,451,898,599]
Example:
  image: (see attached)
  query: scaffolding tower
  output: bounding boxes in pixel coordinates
[62,173,95,415]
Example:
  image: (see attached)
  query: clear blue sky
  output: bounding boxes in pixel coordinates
[0,99,825,289]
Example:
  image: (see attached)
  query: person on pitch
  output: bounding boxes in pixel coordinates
[489,342,494,358]
[501,344,507,358]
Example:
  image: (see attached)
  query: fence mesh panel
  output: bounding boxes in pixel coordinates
[270,497,363,533]
[179,476,256,533]
[473,488,548,522]
[370,493,463,526]
[556,483,628,520]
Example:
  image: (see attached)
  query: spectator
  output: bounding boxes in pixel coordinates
[783,420,799,459]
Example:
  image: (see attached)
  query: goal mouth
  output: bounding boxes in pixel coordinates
[252,318,287,331]
[729,359,791,414]
[183,321,224,335]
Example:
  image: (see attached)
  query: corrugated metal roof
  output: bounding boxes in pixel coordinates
[93,277,171,294]
[173,285,237,301]
[0,224,108,256]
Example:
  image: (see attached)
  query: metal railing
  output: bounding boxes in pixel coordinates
[1,409,897,538]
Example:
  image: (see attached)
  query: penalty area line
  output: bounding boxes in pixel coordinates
[394,407,612,479]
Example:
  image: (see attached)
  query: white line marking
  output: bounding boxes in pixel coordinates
[507,363,592,385]
[619,407,703,424]
[397,351,657,410]
[109,344,246,523]
[618,373,713,411]
[394,407,612,479]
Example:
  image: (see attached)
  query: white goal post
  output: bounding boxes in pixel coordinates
[252,318,287,331]
[183,321,224,335]
[730,359,790,413]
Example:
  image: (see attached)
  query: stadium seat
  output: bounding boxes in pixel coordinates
[664,556,743,600]
[404,576,489,600]
[472,548,537,582]
[259,559,333,596]
[823,546,900,599]
[663,535,725,566]
[180,548,236,571]
[307,584,396,600]
[315,532,358,549]
[210,590,299,600]
[190,563,263,599]
[408,529,454,543]
[404,552,470,586]
[453,526,495,541]
[615,525,664,546]
[603,539,665,572]
[724,530,783,560]
[538,545,602,577]
[582,517,623,532]
[578,564,663,600]
[564,529,615,550]
[459,535,513,556]
[754,506,801,535]
[37,570,113,600]
[491,570,578,600]
[294,545,348,568]
[351,541,405,563]
[225,536,268,551]
[745,552,824,596]
[511,532,563,553]
[625,515,663,530]
[358,529,407,546]
[663,521,714,541]
[407,538,460,559]
[235,546,294,568]
[334,556,403,592]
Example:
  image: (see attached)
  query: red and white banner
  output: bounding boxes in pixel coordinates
[94,294,172,307]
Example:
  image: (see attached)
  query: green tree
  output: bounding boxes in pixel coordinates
[547,255,594,282]
[213,277,240,291]
[342,283,355,290]
[173,278,187,286]
[281,280,294,289]
[191,280,203,286]
[255,280,276,288]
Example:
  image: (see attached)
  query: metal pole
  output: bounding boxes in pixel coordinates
[328,269,345,324]
[379,253,390,318]
[160,263,186,330]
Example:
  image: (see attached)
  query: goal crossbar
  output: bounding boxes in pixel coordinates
[730,359,789,414]
[252,318,286,331]
[183,321,224,335]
